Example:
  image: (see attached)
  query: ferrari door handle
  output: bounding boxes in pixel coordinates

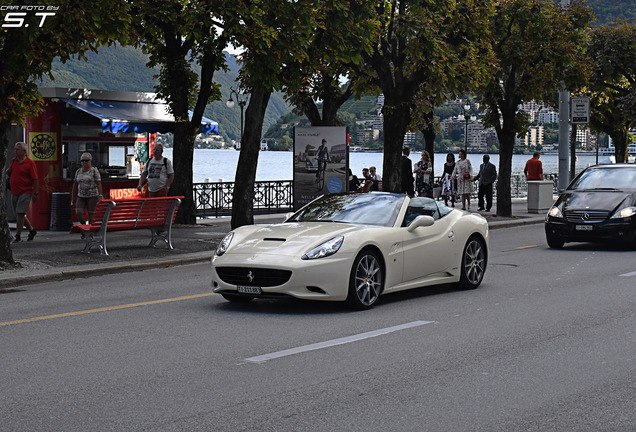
[448,231,455,239]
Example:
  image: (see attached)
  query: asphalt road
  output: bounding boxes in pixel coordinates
[1,224,635,431]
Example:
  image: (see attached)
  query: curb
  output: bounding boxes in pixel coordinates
[2,217,545,290]
[0,252,212,290]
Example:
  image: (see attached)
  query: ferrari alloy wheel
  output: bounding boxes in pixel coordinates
[546,235,564,249]
[347,250,383,310]
[459,237,486,290]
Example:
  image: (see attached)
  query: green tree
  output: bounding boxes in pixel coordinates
[131,0,229,224]
[270,135,293,151]
[284,0,377,127]
[587,21,636,162]
[0,0,131,267]
[478,0,593,217]
[224,0,322,229]
[358,0,494,193]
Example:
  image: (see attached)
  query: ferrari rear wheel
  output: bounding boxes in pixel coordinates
[221,293,254,303]
[459,236,486,290]
[346,250,383,310]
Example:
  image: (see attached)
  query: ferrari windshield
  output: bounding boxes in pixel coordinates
[288,193,405,227]
[570,166,636,190]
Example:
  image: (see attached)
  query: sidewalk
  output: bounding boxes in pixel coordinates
[0,198,547,289]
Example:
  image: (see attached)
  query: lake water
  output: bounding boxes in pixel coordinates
[162,148,603,183]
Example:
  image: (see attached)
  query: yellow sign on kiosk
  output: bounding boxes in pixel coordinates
[28,132,57,161]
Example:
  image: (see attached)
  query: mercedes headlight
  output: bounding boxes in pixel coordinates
[215,232,234,256]
[546,206,563,220]
[610,206,636,219]
[302,236,344,260]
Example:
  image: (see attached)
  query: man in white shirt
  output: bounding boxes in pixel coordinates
[369,166,382,181]
[137,144,174,197]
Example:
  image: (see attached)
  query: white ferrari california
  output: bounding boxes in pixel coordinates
[211,192,489,309]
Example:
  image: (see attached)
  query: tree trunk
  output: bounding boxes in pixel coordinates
[231,87,271,229]
[381,102,412,193]
[569,124,577,181]
[610,128,629,163]
[172,122,197,224]
[0,120,15,266]
[495,112,517,218]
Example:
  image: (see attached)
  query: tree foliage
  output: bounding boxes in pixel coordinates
[131,0,229,224]
[283,0,378,127]
[0,0,131,266]
[586,21,636,162]
[358,0,495,193]
[223,0,324,228]
[478,0,593,217]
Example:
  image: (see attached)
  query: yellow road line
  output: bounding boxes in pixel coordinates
[0,293,215,327]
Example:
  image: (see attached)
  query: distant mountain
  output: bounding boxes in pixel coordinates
[39,45,289,142]
[586,0,636,26]
[38,0,632,140]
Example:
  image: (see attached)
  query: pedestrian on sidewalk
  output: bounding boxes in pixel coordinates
[71,152,103,224]
[524,151,543,180]
[452,149,473,210]
[400,146,415,197]
[7,142,38,242]
[137,144,174,197]
[440,153,457,207]
[414,150,433,198]
[473,154,497,212]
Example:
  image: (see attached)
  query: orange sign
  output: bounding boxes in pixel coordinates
[109,188,144,200]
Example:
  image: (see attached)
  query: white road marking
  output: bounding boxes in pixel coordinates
[619,270,636,277]
[243,320,435,364]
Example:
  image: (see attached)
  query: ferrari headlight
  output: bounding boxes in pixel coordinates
[215,232,234,256]
[546,206,563,220]
[610,206,636,219]
[302,236,344,260]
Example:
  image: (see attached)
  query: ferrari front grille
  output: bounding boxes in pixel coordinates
[215,267,292,287]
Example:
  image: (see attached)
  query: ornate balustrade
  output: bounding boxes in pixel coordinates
[193,174,560,217]
[194,180,293,217]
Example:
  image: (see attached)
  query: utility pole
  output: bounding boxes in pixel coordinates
[558,0,570,191]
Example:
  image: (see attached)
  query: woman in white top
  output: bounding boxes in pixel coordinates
[72,152,103,224]
[452,148,473,210]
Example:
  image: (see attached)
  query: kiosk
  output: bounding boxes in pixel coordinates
[17,87,217,229]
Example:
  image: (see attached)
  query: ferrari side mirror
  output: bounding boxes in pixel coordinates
[406,215,435,232]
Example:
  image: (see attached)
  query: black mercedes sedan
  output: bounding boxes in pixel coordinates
[545,164,636,249]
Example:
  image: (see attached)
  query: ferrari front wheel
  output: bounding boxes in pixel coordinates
[346,250,383,310]
[458,237,486,290]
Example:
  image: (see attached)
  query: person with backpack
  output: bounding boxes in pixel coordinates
[137,144,174,197]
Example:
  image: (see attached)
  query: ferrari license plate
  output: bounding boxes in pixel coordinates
[575,224,593,231]
[237,285,262,295]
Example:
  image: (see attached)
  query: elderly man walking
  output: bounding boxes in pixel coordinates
[7,142,39,242]
[137,144,174,197]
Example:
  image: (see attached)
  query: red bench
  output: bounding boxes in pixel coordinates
[69,196,183,256]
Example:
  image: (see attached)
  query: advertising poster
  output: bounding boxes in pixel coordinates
[293,126,348,209]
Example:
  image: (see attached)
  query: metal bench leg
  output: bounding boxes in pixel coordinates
[148,225,173,249]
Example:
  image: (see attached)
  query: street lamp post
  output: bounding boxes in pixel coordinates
[226,87,247,146]
[459,103,475,153]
